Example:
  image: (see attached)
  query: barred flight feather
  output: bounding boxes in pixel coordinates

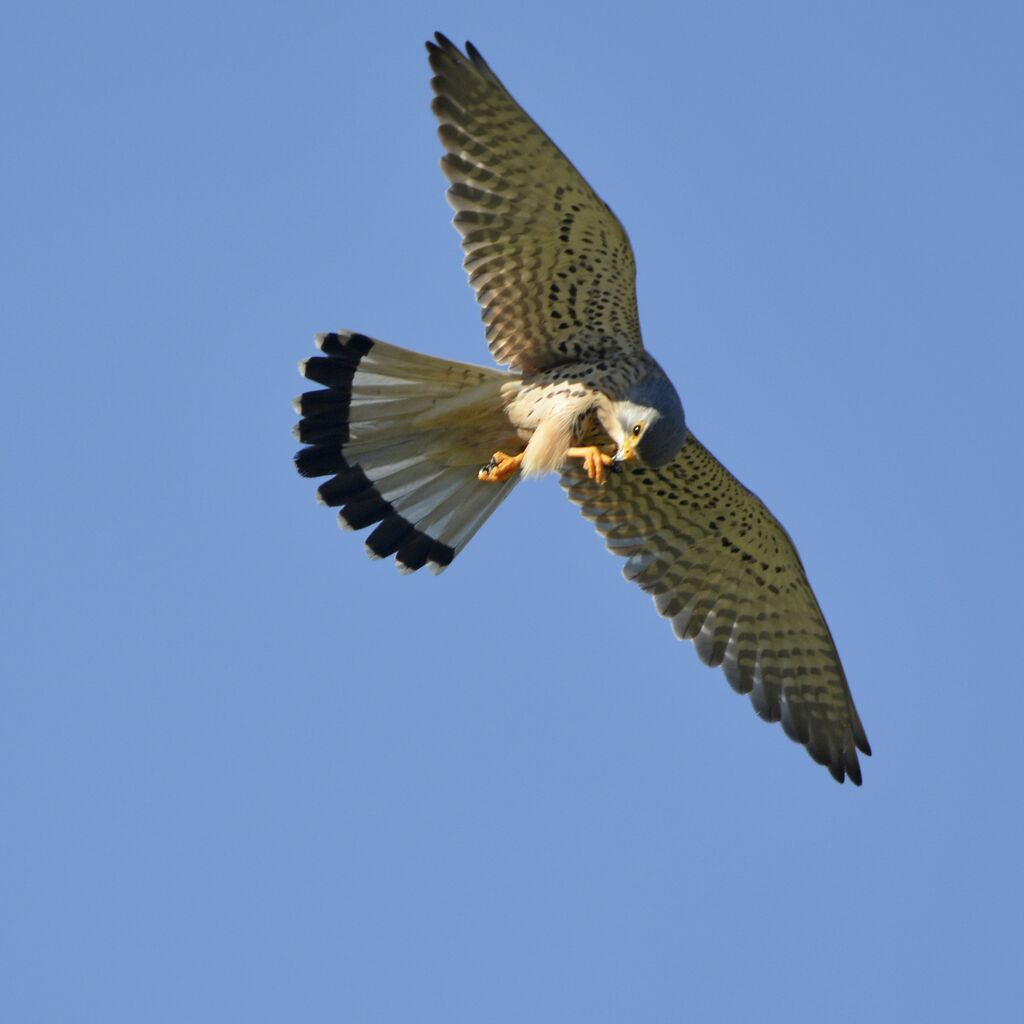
[294,330,520,573]
[561,434,870,785]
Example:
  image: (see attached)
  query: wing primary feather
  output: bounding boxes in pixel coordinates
[560,435,870,784]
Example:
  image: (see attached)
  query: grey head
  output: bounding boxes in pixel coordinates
[608,367,687,468]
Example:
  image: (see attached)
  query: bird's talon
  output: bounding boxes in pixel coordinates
[478,450,524,483]
[567,445,614,484]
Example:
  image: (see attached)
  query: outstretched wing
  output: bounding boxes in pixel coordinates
[427,33,644,373]
[561,435,871,784]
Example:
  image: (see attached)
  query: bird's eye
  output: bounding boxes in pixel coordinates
[632,423,643,437]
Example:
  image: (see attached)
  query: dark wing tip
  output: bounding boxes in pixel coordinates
[429,32,462,61]
[855,724,872,757]
[428,34,493,79]
[821,731,866,786]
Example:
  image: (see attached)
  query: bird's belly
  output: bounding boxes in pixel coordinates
[502,380,608,477]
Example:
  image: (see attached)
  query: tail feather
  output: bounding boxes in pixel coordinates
[293,412,350,446]
[411,469,514,551]
[390,472,467,527]
[294,330,521,573]
[315,464,374,507]
[365,514,416,559]
[295,444,347,478]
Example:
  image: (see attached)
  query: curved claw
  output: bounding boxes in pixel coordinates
[479,450,524,483]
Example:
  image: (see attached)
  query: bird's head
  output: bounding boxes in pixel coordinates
[608,371,687,469]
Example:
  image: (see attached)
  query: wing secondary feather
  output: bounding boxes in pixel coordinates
[562,434,871,784]
[428,34,645,372]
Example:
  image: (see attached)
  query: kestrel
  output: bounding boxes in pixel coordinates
[294,33,871,784]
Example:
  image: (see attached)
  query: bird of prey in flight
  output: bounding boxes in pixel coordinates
[293,33,871,784]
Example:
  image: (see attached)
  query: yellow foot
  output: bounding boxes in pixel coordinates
[566,445,615,485]
[478,450,525,483]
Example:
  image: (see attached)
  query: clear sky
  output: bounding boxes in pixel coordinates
[4,1,1022,1020]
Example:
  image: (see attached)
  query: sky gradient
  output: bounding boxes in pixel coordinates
[4,2,1022,1020]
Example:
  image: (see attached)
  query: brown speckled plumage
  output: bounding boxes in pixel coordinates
[293,33,871,784]
[429,35,644,372]
[562,438,870,784]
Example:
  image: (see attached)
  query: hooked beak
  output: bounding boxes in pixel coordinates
[614,440,637,463]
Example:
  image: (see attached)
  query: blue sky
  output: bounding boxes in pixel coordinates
[4,1,1022,1020]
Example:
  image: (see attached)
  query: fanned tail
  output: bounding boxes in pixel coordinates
[294,330,521,573]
